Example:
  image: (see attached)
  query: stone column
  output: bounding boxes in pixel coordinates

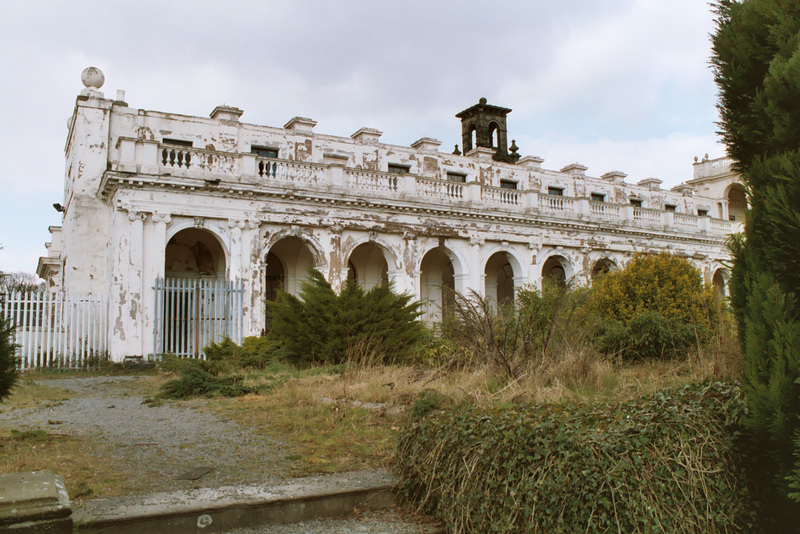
[145,213,170,358]
[127,211,146,358]
[228,219,246,281]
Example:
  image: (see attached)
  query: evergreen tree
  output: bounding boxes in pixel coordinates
[268,270,425,365]
[0,273,19,401]
[712,0,800,527]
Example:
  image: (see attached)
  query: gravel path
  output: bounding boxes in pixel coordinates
[0,376,442,532]
[0,376,291,494]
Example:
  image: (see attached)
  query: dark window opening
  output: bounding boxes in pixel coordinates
[447,172,466,183]
[591,193,606,202]
[388,164,410,174]
[664,204,677,212]
[251,146,279,158]
[548,186,564,196]
[630,199,643,208]
[729,215,736,221]
[162,138,193,147]
[500,180,517,190]
[697,209,709,216]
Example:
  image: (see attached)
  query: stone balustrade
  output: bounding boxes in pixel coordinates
[108,142,734,237]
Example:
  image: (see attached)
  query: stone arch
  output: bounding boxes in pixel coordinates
[345,241,392,290]
[488,122,500,148]
[590,257,618,279]
[418,245,465,323]
[164,227,227,279]
[483,249,524,306]
[712,267,730,299]
[264,236,318,297]
[725,182,747,222]
[468,124,477,152]
[263,228,325,270]
[541,254,573,287]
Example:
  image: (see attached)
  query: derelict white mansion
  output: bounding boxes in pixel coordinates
[37,68,743,362]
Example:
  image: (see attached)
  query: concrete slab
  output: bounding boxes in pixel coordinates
[73,469,397,534]
[0,470,72,533]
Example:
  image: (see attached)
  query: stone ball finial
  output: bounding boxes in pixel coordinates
[81,67,105,89]
[479,97,488,105]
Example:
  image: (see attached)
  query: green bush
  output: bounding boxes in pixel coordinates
[0,289,18,402]
[598,311,697,361]
[205,336,281,371]
[590,253,718,359]
[396,382,756,533]
[268,270,425,365]
[158,355,255,399]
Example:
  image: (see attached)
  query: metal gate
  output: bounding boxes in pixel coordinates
[153,277,244,358]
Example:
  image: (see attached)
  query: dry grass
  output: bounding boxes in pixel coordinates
[203,347,740,476]
[0,348,740,499]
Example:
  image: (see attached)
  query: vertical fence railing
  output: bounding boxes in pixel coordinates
[153,277,244,359]
[1,291,108,370]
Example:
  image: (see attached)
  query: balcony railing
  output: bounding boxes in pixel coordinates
[111,142,734,237]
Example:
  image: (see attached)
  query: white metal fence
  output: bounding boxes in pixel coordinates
[153,277,245,359]
[1,291,108,369]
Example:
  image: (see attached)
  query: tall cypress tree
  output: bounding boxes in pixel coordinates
[712,0,800,528]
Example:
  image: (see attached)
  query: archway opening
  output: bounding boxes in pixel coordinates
[420,247,456,323]
[160,228,227,357]
[591,258,617,280]
[165,228,226,279]
[263,237,317,331]
[347,242,389,290]
[485,252,515,307]
[727,184,746,222]
[265,237,316,296]
[712,268,729,299]
[542,255,570,288]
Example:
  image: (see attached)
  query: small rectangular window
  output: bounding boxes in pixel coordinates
[500,179,517,190]
[162,138,193,147]
[388,164,410,174]
[664,204,677,212]
[446,172,466,183]
[251,146,279,158]
[697,209,709,216]
[591,193,606,202]
[547,186,563,196]
[729,215,736,221]
[630,199,643,208]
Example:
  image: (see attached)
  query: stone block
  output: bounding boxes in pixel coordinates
[0,470,72,533]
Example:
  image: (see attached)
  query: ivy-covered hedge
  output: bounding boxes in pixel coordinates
[396,382,756,533]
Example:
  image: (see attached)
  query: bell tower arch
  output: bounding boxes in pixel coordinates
[456,97,520,163]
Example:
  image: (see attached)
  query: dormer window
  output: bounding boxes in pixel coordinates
[251,146,278,158]
[388,164,410,174]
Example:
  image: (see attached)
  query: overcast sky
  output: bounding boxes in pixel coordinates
[0,0,726,275]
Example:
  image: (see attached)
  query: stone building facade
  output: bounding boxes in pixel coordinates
[38,68,741,362]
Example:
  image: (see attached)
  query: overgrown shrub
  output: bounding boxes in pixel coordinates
[205,336,281,371]
[158,355,254,399]
[591,253,718,359]
[597,311,697,361]
[396,382,756,533]
[0,285,18,402]
[268,270,425,365]
[440,282,592,379]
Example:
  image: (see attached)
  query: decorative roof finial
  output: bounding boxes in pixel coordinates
[81,67,105,89]
[453,144,461,155]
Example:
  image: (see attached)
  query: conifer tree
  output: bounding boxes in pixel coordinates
[712,0,800,527]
